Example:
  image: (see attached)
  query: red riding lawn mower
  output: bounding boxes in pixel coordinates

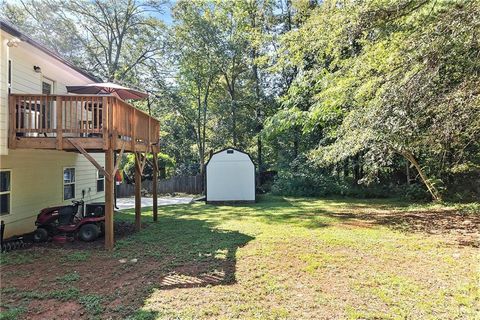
[33,200,105,243]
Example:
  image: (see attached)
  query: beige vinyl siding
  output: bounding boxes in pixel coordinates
[0,28,94,153]
[8,38,89,95]
[0,31,10,155]
[0,28,105,238]
[0,149,105,238]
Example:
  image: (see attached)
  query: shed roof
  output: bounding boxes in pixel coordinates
[205,147,255,166]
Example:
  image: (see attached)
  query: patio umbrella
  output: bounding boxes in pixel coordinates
[66,82,148,100]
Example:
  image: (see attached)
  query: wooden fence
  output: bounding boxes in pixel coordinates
[117,175,204,197]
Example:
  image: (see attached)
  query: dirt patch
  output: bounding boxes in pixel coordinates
[377,210,479,247]
[27,300,83,320]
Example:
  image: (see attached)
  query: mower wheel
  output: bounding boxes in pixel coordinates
[33,228,49,243]
[78,224,100,242]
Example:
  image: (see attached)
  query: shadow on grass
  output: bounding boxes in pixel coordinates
[114,214,254,290]
[0,210,254,318]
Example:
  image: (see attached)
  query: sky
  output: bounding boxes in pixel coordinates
[150,0,175,25]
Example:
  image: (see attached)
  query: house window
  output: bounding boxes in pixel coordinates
[63,168,75,200]
[42,81,52,94]
[0,170,11,215]
[97,169,105,192]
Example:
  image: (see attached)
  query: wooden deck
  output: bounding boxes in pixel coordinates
[8,93,160,250]
[8,94,160,153]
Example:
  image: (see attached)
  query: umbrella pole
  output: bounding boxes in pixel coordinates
[114,151,118,209]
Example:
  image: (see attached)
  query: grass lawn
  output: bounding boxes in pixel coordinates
[1,196,479,319]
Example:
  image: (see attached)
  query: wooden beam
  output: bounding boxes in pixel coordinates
[134,152,142,232]
[105,148,115,250]
[56,97,63,150]
[135,147,148,173]
[12,137,138,153]
[67,138,110,180]
[112,141,126,177]
[131,108,136,151]
[152,151,158,222]
[13,137,102,150]
[102,97,109,150]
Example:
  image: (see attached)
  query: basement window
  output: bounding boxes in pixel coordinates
[97,169,105,192]
[63,168,75,200]
[0,170,11,215]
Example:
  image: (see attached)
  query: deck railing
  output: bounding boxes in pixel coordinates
[8,94,159,151]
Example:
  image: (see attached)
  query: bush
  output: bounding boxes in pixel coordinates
[271,158,410,200]
[271,158,394,198]
[400,184,430,201]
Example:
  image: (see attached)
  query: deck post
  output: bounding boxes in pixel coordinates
[135,152,142,231]
[105,147,115,250]
[152,151,158,222]
[56,96,63,150]
[102,97,109,150]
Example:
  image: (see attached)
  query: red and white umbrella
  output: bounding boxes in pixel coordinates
[66,82,148,100]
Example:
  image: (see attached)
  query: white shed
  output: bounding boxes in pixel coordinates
[205,148,256,204]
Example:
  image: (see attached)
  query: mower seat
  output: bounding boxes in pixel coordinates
[58,206,75,225]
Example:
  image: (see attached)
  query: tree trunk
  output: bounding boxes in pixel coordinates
[406,160,410,186]
[353,153,361,183]
[402,151,442,201]
[232,99,237,147]
[293,127,299,159]
[257,135,262,176]
[343,158,349,179]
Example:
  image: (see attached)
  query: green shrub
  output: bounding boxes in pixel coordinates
[401,184,430,201]
[271,159,394,198]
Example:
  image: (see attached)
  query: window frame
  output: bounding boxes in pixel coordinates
[41,76,55,94]
[96,169,105,192]
[63,167,76,201]
[0,170,12,216]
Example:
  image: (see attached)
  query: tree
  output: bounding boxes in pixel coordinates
[170,0,222,173]
[270,0,480,200]
[2,0,167,82]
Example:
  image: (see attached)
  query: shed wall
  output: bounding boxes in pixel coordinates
[206,150,255,202]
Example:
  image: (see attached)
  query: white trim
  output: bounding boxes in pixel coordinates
[96,168,105,192]
[63,167,76,200]
[42,76,55,94]
[0,169,12,215]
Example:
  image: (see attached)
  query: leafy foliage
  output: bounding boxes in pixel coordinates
[3,0,478,201]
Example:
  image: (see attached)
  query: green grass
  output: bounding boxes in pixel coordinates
[78,294,104,316]
[0,307,26,320]
[56,272,81,284]
[49,287,80,301]
[1,195,478,319]
[0,251,37,265]
[61,251,91,262]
